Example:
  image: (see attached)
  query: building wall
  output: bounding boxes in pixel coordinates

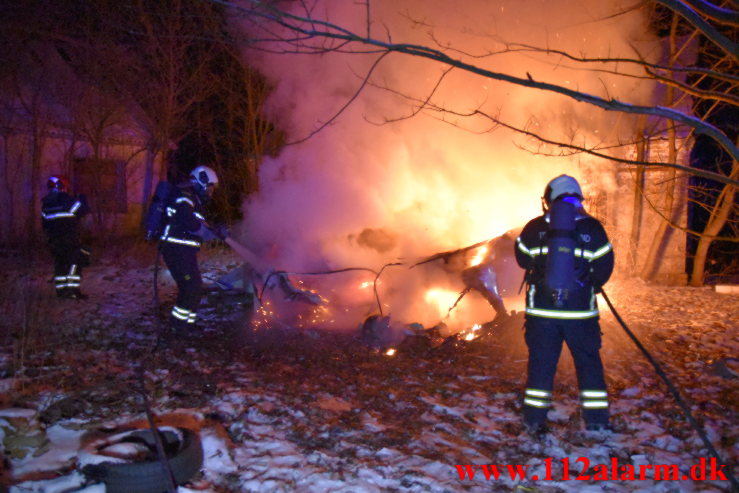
[0,132,164,244]
[583,138,689,285]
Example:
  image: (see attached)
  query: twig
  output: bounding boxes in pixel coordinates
[135,365,178,493]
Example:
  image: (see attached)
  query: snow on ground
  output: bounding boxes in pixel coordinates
[0,245,737,492]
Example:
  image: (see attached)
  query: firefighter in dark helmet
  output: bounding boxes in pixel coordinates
[41,175,91,299]
[159,165,224,333]
[514,174,614,435]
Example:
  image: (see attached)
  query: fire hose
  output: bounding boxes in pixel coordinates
[601,289,738,491]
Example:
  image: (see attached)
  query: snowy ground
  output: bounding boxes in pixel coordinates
[0,244,737,492]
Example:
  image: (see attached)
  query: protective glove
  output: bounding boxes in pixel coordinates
[195,222,218,242]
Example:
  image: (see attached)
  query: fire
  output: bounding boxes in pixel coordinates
[459,324,481,341]
[424,288,460,318]
[469,245,489,267]
[359,280,381,289]
[385,348,396,356]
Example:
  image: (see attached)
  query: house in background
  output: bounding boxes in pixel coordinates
[0,124,164,244]
[0,44,166,245]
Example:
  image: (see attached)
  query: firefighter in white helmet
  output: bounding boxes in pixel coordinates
[514,174,614,436]
[159,165,226,334]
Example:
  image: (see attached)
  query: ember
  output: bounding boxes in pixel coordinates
[459,323,481,341]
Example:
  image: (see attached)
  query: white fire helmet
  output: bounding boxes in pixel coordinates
[190,165,219,190]
[544,174,583,205]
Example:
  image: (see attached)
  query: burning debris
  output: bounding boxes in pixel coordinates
[360,311,522,358]
[266,272,324,305]
[213,263,323,306]
[203,230,524,358]
[413,229,522,321]
[199,227,522,366]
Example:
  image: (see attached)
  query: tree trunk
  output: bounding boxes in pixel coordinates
[639,14,680,282]
[689,155,738,286]
[140,144,158,227]
[629,115,647,275]
[639,143,679,281]
[28,127,45,242]
[0,134,13,245]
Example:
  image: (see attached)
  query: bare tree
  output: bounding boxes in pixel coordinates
[212,0,737,169]
[76,0,229,216]
[212,0,737,284]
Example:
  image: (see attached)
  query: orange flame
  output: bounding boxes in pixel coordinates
[424,288,460,318]
[469,245,489,267]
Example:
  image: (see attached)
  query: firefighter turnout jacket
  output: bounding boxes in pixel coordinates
[160,186,208,249]
[514,211,614,320]
[41,191,88,242]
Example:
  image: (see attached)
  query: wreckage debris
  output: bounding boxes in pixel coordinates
[360,312,522,357]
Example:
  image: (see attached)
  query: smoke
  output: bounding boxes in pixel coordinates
[234,0,659,330]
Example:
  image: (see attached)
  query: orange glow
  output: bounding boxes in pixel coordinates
[459,323,481,341]
[385,348,396,356]
[469,245,489,267]
[424,288,460,318]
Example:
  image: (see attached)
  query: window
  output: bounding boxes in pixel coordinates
[73,158,127,213]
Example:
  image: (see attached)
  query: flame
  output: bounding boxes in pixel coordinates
[237,0,654,332]
[385,348,396,356]
[469,245,489,267]
[459,323,481,341]
[424,288,460,318]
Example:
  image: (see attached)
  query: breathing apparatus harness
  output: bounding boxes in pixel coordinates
[520,194,590,304]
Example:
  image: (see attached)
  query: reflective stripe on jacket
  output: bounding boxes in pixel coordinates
[41,191,88,241]
[159,187,205,248]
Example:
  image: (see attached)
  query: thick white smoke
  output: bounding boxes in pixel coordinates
[234,0,659,330]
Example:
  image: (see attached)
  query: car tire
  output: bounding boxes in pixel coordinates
[80,427,203,493]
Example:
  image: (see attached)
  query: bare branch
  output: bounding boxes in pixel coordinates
[684,0,739,25]
[285,51,390,146]
[502,42,739,85]
[646,67,739,106]
[364,73,739,186]
[213,0,739,163]
[654,0,738,58]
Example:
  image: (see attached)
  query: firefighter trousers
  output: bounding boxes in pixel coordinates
[523,317,609,428]
[161,243,203,330]
[49,240,84,297]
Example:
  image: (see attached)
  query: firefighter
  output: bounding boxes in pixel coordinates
[41,175,90,299]
[514,174,614,435]
[159,165,223,333]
